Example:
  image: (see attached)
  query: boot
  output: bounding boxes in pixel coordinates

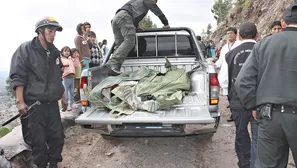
[89,64,121,87]
[227,114,234,122]
[48,162,58,168]
[32,165,46,168]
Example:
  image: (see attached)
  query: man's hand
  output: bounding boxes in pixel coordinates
[17,102,28,116]
[136,26,145,31]
[252,110,257,120]
[16,86,27,116]
[163,25,170,29]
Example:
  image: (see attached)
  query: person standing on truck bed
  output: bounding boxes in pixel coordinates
[9,17,66,168]
[235,3,297,167]
[97,0,170,77]
[225,22,259,168]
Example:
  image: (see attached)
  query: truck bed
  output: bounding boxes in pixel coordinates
[75,28,219,135]
[75,93,215,125]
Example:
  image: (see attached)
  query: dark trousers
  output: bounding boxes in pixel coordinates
[255,111,297,168]
[232,109,258,168]
[21,101,64,166]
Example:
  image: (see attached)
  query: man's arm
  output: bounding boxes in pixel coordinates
[235,44,259,110]
[144,0,169,27]
[15,86,28,116]
[218,59,229,95]
[16,86,25,104]
[215,53,225,69]
[10,46,28,90]
[10,46,29,115]
[215,45,227,69]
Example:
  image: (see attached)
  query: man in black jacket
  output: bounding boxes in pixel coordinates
[235,3,297,167]
[196,35,208,58]
[226,22,258,168]
[9,17,65,168]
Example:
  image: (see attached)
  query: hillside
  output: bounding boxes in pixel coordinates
[211,0,294,41]
[0,71,8,90]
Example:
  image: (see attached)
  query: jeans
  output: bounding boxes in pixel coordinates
[63,77,74,106]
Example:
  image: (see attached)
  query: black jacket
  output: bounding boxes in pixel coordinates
[117,0,168,27]
[226,41,256,110]
[198,41,207,58]
[9,37,65,102]
[235,27,297,109]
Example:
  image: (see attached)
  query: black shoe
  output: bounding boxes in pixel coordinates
[48,163,58,168]
[89,64,121,87]
[227,115,234,122]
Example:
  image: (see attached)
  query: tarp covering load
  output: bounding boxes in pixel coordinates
[88,58,190,117]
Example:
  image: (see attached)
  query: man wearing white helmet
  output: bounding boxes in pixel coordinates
[9,16,65,168]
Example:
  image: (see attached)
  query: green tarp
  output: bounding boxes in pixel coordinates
[88,58,190,117]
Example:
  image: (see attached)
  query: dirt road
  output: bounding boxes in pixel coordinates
[9,96,295,168]
[60,97,238,168]
[60,96,297,168]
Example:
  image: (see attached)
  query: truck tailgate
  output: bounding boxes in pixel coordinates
[75,93,215,125]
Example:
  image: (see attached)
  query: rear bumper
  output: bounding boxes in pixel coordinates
[82,116,220,137]
[75,106,218,125]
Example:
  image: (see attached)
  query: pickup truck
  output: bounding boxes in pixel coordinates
[75,27,220,137]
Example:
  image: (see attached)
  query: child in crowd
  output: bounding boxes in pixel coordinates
[71,48,82,102]
[60,46,79,111]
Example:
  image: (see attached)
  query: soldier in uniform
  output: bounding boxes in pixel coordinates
[235,3,297,167]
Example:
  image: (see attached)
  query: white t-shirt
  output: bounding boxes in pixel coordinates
[216,40,242,95]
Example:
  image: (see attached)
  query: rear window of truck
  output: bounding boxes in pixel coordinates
[127,35,196,58]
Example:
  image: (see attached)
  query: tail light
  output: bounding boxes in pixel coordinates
[80,77,88,89]
[81,100,88,106]
[80,76,89,107]
[209,73,219,105]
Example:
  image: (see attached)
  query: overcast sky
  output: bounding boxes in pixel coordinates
[0,0,215,73]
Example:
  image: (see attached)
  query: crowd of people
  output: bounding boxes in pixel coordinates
[60,22,109,111]
[8,0,297,167]
[196,20,283,60]
[199,3,297,168]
